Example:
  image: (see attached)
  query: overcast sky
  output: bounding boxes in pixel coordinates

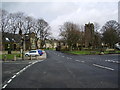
[1,0,119,38]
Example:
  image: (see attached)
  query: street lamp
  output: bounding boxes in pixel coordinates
[21,36,24,60]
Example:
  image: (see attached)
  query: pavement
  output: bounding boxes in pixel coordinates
[2,50,120,88]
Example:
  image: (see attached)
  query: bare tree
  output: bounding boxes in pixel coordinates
[0,9,10,33]
[36,19,50,48]
[23,16,35,34]
[94,22,100,32]
[93,22,101,48]
[60,22,81,51]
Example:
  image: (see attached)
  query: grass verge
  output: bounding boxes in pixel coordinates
[63,50,120,55]
[0,54,21,60]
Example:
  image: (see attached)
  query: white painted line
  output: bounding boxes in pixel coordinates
[81,61,85,63]
[116,61,119,63]
[16,72,20,75]
[2,60,43,89]
[20,69,24,72]
[7,79,12,84]
[23,67,27,70]
[32,62,35,64]
[112,60,115,62]
[93,64,114,71]
[19,69,24,73]
[105,60,119,64]
[75,60,85,63]
[26,65,30,68]
[76,60,81,62]
[2,84,7,89]
[29,62,32,64]
[28,64,31,67]
[11,75,16,79]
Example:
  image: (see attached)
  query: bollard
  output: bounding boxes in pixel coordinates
[4,55,7,61]
[36,55,38,60]
[14,55,16,61]
[30,55,32,60]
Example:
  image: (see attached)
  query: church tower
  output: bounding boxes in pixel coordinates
[84,23,94,48]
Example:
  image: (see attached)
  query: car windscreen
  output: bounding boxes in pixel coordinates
[29,51,36,53]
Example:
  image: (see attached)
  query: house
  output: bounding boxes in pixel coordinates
[2,32,21,51]
[44,39,58,49]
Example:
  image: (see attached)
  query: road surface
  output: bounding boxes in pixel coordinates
[2,50,119,88]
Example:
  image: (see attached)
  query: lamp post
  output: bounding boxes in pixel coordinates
[19,29,29,60]
[19,29,24,60]
[21,36,25,60]
[22,34,29,60]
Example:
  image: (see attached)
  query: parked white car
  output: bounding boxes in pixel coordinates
[115,43,120,50]
[25,50,40,56]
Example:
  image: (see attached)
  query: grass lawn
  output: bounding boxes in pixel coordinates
[0,54,21,60]
[64,51,98,55]
[63,50,120,55]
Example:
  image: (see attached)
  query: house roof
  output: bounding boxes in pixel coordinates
[2,32,21,43]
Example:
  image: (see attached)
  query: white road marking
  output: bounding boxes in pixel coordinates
[16,72,20,75]
[75,60,85,63]
[75,60,80,62]
[62,56,65,57]
[105,60,119,64]
[2,84,7,89]
[11,75,16,79]
[93,64,114,71]
[19,70,24,73]
[22,66,27,71]
[81,61,85,63]
[2,60,44,89]
[7,79,12,83]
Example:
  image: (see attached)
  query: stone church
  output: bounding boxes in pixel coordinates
[84,23,94,48]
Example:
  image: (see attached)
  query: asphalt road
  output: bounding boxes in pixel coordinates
[2,50,120,88]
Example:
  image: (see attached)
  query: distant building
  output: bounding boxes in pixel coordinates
[118,1,120,23]
[84,23,94,48]
[44,39,58,49]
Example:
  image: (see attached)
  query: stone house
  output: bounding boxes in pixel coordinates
[2,32,21,51]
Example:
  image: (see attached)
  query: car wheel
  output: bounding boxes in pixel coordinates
[25,54,29,56]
